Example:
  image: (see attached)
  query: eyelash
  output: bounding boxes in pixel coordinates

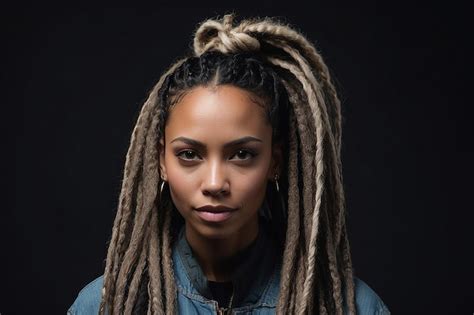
[176,149,257,162]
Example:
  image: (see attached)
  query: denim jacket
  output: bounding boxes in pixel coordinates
[68,225,390,314]
[173,223,281,314]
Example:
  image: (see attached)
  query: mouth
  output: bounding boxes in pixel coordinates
[193,205,237,223]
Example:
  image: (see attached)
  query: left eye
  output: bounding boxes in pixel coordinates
[230,149,255,160]
[177,150,200,161]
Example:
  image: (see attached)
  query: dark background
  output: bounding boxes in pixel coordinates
[3,2,472,314]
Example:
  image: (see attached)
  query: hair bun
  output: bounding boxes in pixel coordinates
[193,14,260,56]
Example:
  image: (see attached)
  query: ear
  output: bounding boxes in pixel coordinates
[159,138,168,181]
[268,142,283,180]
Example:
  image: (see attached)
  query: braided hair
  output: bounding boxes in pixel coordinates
[100,14,356,315]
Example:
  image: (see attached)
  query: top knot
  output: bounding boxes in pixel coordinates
[193,14,261,56]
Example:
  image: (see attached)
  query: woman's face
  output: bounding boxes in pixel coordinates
[160,85,280,243]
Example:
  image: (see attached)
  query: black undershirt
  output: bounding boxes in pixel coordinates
[208,280,233,308]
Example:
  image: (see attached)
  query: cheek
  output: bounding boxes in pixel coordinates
[233,161,271,207]
[163,153,197,209]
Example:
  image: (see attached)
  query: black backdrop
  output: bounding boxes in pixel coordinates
[3,2,472,314]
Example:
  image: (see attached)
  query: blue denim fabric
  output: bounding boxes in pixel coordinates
[69,228,390,314]
[68,275,390,314]
[174,222,281,312]
[172,224,281,314]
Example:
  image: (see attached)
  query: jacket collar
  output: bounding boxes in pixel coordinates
[174,220,280,307]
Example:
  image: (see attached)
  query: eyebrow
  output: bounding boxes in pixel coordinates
[170,136,263,148]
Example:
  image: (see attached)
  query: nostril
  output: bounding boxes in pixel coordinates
[201,180,230,196]
[202,186,230,197]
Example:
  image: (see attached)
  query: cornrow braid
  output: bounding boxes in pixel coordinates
[100,14,355,315]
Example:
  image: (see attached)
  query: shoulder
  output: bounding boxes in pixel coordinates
[67,276,104,315]
[67,275,389,314]
[352,277,391,315]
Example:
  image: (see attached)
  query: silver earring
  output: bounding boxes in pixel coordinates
[160,180,166,198]
[274,174,287,220]
[274,174,280,192]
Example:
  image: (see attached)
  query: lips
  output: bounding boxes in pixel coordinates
[194,205,237,223]
[195,205,236,213]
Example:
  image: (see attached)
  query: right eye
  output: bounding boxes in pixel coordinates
[176,150,201,161]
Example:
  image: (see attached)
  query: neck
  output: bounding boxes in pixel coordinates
[185,217,259,282]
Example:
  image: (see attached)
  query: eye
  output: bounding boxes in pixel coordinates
[176,150,201,161]
[230,149,256,161]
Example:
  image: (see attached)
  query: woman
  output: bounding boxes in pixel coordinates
[69,15,390,314]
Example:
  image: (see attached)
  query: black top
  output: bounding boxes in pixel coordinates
[175,219,281,308]
[208,280,233,308]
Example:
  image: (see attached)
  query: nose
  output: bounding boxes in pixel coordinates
[201,159,230,197]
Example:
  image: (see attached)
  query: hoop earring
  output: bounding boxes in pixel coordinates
[274,174,287,220]
[160,180,166,199]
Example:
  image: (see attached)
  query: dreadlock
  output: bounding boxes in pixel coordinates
[99,14,356,315]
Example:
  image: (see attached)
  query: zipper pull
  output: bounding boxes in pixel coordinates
[217,307,231,315]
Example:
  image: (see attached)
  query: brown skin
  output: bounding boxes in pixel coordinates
[160,85,281,281]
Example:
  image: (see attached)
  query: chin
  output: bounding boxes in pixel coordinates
[195,224,236,240]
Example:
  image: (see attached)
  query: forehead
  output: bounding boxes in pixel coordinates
[165,85,272,143]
